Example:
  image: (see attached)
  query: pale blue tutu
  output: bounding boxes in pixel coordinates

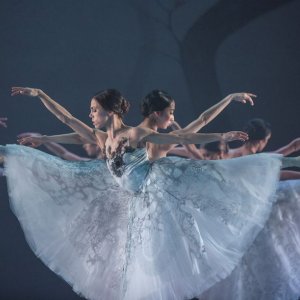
[1,144,283,299]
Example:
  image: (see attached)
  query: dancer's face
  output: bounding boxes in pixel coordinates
[89,98,110,129]
[155,101,175,129]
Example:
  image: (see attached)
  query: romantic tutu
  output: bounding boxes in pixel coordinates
[1,144,282,299]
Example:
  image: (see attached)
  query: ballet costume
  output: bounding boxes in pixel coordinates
[0,143,283,299]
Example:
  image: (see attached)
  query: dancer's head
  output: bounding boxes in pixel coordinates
[243,118,272,152]
[89,89,130,128]
[202,141,229,160]
[141,90,175,129]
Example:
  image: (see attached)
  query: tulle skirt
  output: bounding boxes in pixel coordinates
[0,145,285,299]
[200,179,300,300]
[1,145,130,300]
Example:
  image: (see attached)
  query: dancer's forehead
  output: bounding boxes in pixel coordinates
[168,101,175,110]
[90,98,102,110]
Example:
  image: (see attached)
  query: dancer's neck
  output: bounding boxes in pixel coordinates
[240,142,260,155]
[139,117,158,132]
[106,116,127,140]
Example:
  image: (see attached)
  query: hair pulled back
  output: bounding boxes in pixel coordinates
[243,118,271,142]
[93,89,130,118]
[141,89,174,117]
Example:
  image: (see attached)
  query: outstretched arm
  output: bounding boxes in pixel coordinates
[280,170,300,181]
[18,132,89,147]
[17,132,90,161]
[274,138,300,156]
[175,93,256,134]
[169,121,205,158]
[11,87,103,144]
[43,142,90,161]
[139,127,248,146]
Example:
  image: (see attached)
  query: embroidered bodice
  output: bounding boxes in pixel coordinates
[106,138,151,193]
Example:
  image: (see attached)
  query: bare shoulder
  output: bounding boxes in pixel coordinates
[131,126,153,138]
[227,148,241,158]
[94,129,108,146]
[127,126,154,147]
[94,128,107,139]
[148,142,174,153]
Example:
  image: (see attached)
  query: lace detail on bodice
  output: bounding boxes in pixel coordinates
[106,137,135,178]
[106,139,151,193]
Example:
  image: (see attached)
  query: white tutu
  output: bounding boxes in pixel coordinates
[200,179,300,300]
[1,145,283,299]
[1,145,129,300]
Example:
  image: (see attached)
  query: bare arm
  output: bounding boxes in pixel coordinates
[168,121,203,158]
[18,132,89,147]
[175,93,256,134]
[274,138,300,156]
[11,87,103,144]
[140,128,248,146]
[44,132,89,144]
[17,132,91,160]
[43,142,90,161]
[280,170,300,181]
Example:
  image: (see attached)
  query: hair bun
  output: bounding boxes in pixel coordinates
[243,118,271,141]
[141,89,174,117]
[93,89,130,118]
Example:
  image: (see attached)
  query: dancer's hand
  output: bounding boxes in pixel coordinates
[222,131,249,142]
[229,93,256,106]
[17,132,44,148]
[11,87,40,97]
[0,117,8,128]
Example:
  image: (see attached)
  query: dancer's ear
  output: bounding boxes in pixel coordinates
[149,111,160,121]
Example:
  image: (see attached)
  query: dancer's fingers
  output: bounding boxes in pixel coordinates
[11,91,20,96]
[248,93,257,97]
[245,95,254,106]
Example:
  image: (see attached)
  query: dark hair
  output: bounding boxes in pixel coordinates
[243,118,272,142]
[93,89,130,118]
[203,141,229,154]
[141,89,174,117]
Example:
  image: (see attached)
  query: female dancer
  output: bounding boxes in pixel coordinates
[2,86,300,300]
[126,87,300,300]
[228,118,300,180]
[137,89,255,160]
[18,89,255,159]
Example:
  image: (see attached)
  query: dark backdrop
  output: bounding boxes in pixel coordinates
[0,0,299,299]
